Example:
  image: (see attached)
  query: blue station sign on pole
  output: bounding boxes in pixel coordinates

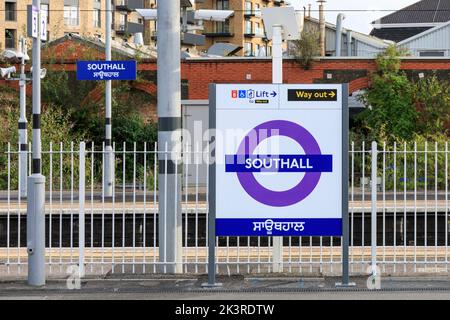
[76,60,137,81]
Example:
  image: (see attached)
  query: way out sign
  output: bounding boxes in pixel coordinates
[209,84,348,237]
[76,61,137,81]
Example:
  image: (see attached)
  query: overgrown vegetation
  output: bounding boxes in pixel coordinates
[291,30,320,69]
[352,45,450,189]
[354,45,450,143]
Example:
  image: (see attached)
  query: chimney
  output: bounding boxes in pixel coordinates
[318,0,326,56]
[308,4,312,18]
[335,14,345,57]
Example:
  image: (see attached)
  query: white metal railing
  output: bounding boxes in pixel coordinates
[0,141,449,276]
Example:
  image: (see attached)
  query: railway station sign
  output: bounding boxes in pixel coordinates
[76,61,137,81]
[210,84,348,237]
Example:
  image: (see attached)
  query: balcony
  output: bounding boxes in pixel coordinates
[115,0,144,12]
[114,21,144,35]
[244,10,255,17]
[202,22,234,37]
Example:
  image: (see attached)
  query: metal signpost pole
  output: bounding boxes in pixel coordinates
[336,84,354,287]
[104,0,114,197]
[27,0,45,286]
[19,37,28,198]
[158,0,183,273]
[271,24,283,273]
[371,141,378,275]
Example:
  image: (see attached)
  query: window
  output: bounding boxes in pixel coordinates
[255,3,261,17]
[64,4,79,26]
[419,51,445,57]
[255,44,261,56]
[5,29,16,49]
[41,4,49,23]
[5,2,16,21]
[255,22,263,36]
[118,14,126,30]
[244,42,252,56]
[216,0,229,10]
[93,9,101,28]
[216,21,230,33]
[245,20,252,34]
[245,1,252,14]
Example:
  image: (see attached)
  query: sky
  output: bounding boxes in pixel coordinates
[290,0,420,34]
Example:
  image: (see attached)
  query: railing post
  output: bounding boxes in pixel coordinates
[371,141,378,275]
[78,142,85,278]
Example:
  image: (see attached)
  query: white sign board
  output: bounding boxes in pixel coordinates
[210,84,348,237]
[27,5,47,41]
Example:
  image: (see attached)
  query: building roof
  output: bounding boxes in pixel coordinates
[305,17,391,48]
[371,0,450,25]
[370,26,432,42]
[398,19,450,44]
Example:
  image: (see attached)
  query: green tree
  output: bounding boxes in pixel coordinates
[414,75,450,136]
[357,45,417,142]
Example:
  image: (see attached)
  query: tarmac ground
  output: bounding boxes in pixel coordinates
[1,274,450,300]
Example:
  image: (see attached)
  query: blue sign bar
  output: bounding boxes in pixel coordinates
[216,218,342,236]
[77,60,137,81]
[225,154,333,173]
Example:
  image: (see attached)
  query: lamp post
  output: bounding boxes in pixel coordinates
[104,0,114,197]
[27,0,46,286]
[18,37,28,199]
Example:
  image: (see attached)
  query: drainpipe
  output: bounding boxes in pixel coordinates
[335,13,345,57]
[346,30,353,56]
[318,0,326,57]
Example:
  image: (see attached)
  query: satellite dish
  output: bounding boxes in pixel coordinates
[2,49,30,61]
[261,7,300,40]
[134,33,144,46]
[207,43,241,57]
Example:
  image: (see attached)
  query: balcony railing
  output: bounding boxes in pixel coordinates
[114,22,144,35]
[115,0,144,12]
[202,22,234,37]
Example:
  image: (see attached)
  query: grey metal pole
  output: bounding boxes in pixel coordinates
[19,37,28,198]
[104,0,114,197]
[272,24,283,273]
[157,0,183,273]
[203,84,221,288]
[336,83,354,287]
[27,0,45,286]
[371,141,378,275]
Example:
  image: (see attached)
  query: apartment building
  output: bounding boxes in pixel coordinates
[0,0,145,51]
[196,0,286,56]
